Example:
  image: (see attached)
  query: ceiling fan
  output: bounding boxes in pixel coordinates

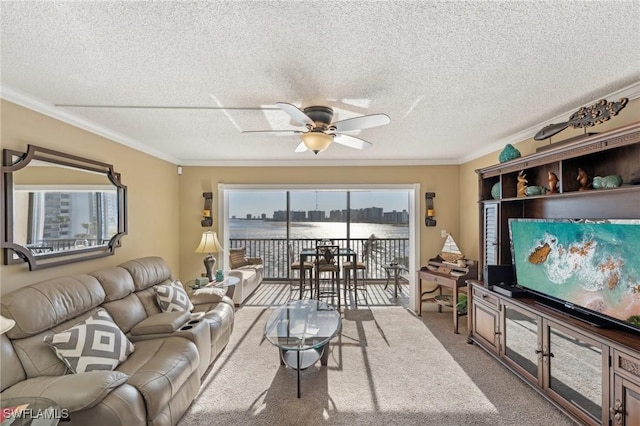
[242,103,391,154]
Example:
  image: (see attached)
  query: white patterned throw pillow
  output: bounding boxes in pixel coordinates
[155,280,194,312]
[44,308,135,374]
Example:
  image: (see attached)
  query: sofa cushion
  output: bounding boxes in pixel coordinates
[91,267,135,302]
[100,293,148,334]
[1,370,130,412]
[154,281,194,312]
[119,256,173,291]
[117,337,199,420]
[1,334,26,392]
[1,275,105,339]
[44,309,135,374]
[229,247,250,269]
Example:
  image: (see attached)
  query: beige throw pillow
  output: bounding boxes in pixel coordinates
[229,247,250,269]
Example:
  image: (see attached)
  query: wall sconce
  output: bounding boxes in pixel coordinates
[201,192,213,227]
[425,192,436,227]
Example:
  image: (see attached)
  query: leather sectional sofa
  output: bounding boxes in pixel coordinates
[227,247,264,306]
[0,256,234,426]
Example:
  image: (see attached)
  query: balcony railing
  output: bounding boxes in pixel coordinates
[27,238,110,253]
[230,237,409,280]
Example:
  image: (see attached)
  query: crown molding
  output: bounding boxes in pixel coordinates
[177,158,456,167]
[458,80,640,164]
[3,81,638,168]
[0,85,181,165]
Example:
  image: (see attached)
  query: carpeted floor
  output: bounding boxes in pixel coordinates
[178,305,576,425]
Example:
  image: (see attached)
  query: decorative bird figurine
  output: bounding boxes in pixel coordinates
[577,168,590,191]
[548,172,558,194]
[517,171,528,197]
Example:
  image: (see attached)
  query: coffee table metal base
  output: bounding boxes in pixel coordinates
[279,344,330,398]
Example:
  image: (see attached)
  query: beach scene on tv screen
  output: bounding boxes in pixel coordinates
[510,220,640,327]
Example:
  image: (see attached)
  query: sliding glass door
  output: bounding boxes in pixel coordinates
[225,187,411,281]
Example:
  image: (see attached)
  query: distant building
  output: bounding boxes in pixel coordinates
[268,207,407,223]
[291,210,306,221]
[329,209,342,221]
[363,207,384,222]
[384,209,409,223]
[307,210,325,221]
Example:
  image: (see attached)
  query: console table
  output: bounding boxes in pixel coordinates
[418,269,465,333]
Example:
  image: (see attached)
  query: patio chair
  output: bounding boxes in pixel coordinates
[342,252,368,307]
[314,244,341,309]
[288,243,314,300]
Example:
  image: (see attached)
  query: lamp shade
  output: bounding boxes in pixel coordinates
[1,315,16,334]
[301,132,333,154]
[195,231,223,254]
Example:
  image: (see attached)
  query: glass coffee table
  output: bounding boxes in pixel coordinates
[0,397,64,425]
[264,299,341,398]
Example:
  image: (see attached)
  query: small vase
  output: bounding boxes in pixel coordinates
[491,182,501,199]
[499,144,521,163]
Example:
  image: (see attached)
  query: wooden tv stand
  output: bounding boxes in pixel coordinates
[467,281,640,426]
[472,122,640,425]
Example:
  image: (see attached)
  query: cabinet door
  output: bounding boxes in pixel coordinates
[543,321,605,425]
[612,349,640,426]
[612,374,640,426]
[472,301,500,354]
[482,202,499,275]
[502,301,541,386]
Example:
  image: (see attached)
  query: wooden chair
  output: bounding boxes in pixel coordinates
[314,244,341,308]
[342,252,368,307]
[288,243,313,300]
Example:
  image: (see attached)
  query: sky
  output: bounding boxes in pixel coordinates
[229,190,410,218]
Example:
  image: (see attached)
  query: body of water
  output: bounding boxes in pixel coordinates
[229,219,410,279]
[229,219,409,240]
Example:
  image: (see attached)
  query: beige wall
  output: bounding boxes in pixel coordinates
[0,100,181,293]
[3,95,637,294]
[458,98,640,265]
[178,165,460,282]
[1,100,461,293]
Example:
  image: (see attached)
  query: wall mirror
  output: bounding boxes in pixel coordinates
[2,145,127,270]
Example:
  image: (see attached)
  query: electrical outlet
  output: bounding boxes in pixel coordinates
[441,230,448,238]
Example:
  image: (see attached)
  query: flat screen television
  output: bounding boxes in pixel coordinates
[508,218,640,333]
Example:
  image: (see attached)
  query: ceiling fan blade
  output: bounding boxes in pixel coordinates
[294,141,308,152]
[332,113,390,132]
[333,134,373,150]
[55,104,279,110]
[276,102,315,127]
[241,130,303,135]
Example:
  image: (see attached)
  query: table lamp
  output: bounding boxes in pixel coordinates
[1,315,16,334]
[194,231,223,282]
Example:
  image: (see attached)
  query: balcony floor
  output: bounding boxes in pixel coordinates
[242,280,410,308]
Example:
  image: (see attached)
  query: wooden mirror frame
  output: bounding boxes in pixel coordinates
[1,145,127,270]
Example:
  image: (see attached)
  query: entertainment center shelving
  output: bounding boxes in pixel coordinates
[468,122,640,426]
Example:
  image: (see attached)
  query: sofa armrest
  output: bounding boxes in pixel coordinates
[188,286,226,305]
[189,287,234,313]
[129,311,191,336]
[0,371,129,412]
[247,257,263,265]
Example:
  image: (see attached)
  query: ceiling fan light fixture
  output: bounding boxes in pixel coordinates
[301,132,333,154]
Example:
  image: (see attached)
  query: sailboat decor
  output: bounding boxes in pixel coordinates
[440,234,465,264]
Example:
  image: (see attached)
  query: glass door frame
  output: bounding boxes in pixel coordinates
[501,300,542,386]
[218,183,421,312]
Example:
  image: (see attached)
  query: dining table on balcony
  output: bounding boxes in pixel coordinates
[299,247,358,305]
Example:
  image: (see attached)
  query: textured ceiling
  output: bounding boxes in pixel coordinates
[1,1,639,166]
